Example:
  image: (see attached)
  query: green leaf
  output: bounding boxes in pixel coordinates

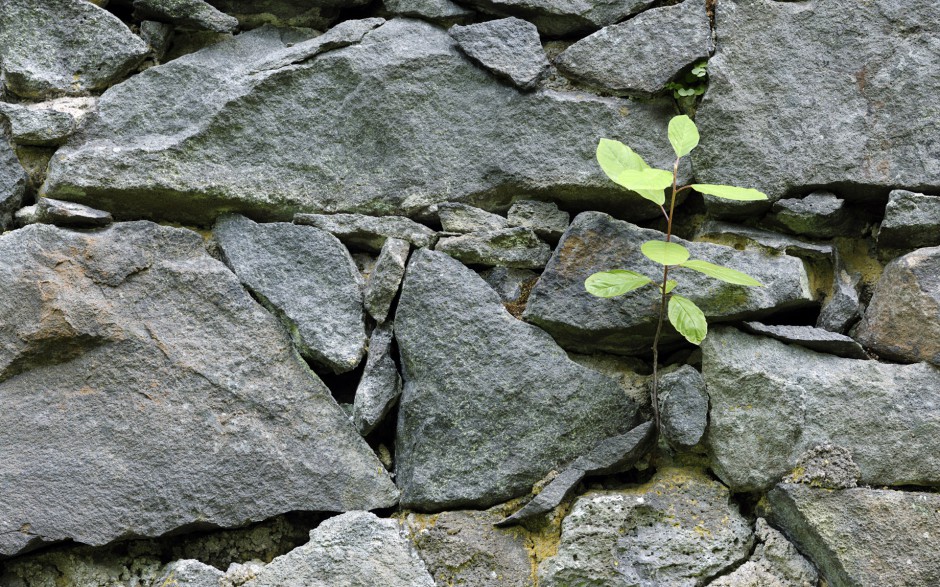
[691,184,769,201]
[668,115,700,158]
[634,188,666,206]
[660,279,678,294]
[584,270,652,298]
[596,139,649,180]
[677,88,696,96]
[614,168,674,192]
[668,294,708,345]
[680,260,763,286]
[641,240,690,266]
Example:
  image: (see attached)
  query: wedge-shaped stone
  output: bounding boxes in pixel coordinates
[395,249,641,509]
[704,327,940,492]
[363,237,410,323]
[296,213,436,252]
[458,0,655,36]
[0,222,398,557]
[879,190,940,250]
[1,139,28,230]
[436,226,551,269]
[133,0,239,33]
[524,212,814,354]
[449,18,549,90]
[353,323,403,435]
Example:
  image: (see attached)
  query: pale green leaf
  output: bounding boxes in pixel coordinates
[596,138,649,183]
[680,260,763,286]
[634,188,666,206]
[692,184,768,201]
[585,270,652,298]
[668,115,700,157]
[641,240,690,266]
[660,279,678,294]
[668,294,708,345]
[615,168,674,192]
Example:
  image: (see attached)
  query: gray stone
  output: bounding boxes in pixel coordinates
[692,0,940,204]
[762,191,865,239]
[658,365,708,449]
[498,421,655,525]
[34,197,113,228]
[41,19,685,224]
[156,560,224,587]
[0,0,149,98]
[710,518,818,587]
[767,483,940,587]
[214,214,367,373]
[247,18,387,73]
[506,199,569,242]
[134,0,240,33]
[0,222,397,557]
[856,246,940,366]
[539,468,753,587]
[479,266,538,304]
[13,205,38,228]
[784,444,860,490]
[878,189,940,250]
[555,0,712,97]
[524,212,814,355]
[295,212,437,253]
[449,18,549,90]
[741,321,869,360]
[436,226,551,269]
[459,0,655,36]
[353,323,403,436]
[704,327,940,492]
[204,0,365,30]
[395,249,642,509]
[1,139,28,230]
[437,202,508,233]
[382,0,474,23]
[0,98,95,147]
[816,249,861,333]
[140,20,175,61]
[695,220,833,261]
[364,237,410,323]
[243,512,435,587]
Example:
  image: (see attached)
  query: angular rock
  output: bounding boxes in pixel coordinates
[395,249,642,509]
[353,323,403,436]
[693,0,940,203]
[155,560,224,587]
[0,0,149,98]
[768,483,940,587]
[524,212,814,355]
[539,468,753,587]
[878,189,940,250]
[0,98,95,147]
[404,508,532,587]
[363,237,410,323]
[506,199,569,242]
[33,197,113,228]
[140,20,175,61]
[555,0,712,97]
[0,222,397,557]
[248,18,386,73]
[436,226,551,269]
[295,212,437,252]
[133,0,240,33]
[856,246,940,366]
[13,205,39,228]
[741,321,868,360]
[704,327,940,492]
[1,139,28,230]
[816,249,861,333]
[695,219,833,261]
[460,0,655,36]
[437,202,507,234]
[784,444,860,490]
[204,0,364,30]
[449,18,549,90]
[762,191,865,238]
[658,365,708,449]
[243,512,435,587]
[382,0,474,23]
[42,19,685,224]
[710,518,818,587]
[479,266,538,303]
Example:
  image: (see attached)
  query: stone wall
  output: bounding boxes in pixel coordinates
[1,0,939,585]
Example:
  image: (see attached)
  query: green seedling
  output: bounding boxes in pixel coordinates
[665,60,708,114]
[585,115,767,430]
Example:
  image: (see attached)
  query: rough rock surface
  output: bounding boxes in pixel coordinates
[204,0,364,29]
[395,249,641,509]
[506,199,569,242]
[0,99,95,147]
[458,0,655,36]
[295,213,437,252]
[155,559,224,587]
[353,323,403,436]
[693,0,940,202]
[1,140,28,230]
[658,365,708,449]
[438,202,508,233]
[214,214,368,373]
[856,246,940,365]
[539,468,753,586]
[0,222,397,557]
[133,0,240,33]
[695,220,833,261]
[0,0,149,98]
[878,189,940,250]
[436,226,552,269]
[382,0,474,22]
[243,512,435,587]
[816,249,861,333]
[555,0,712,97]
[768,483,940,587]
[710,518,818,587]
[524,212,814,354]
[33,198,113,228]
[704,327,940,491]
[762,192,865,239]
[784,444,860,490]
[41,19,685,223]
[479,266,538,303]
[741,321,869,360]
[363,237,410,323]
[449,18,549,90]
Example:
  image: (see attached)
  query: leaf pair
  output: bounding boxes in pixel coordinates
[638,240,762,286]
[596,139,667,206]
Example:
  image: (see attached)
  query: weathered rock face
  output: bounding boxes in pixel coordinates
[740,321,869,360]
[856,246,940,366]
[878,189,940,250]
[435,226,552,269]
[762,191,866,239]
[506,199,569,242]
[0,0,149,99]
[214,214,367,373]
[133,0,240,33]
[658,365,708,449]
[704,327,940,492]
[395,248,641,510]
[33,197,114,228]
[295,212,437,252]
[205,0,364,29]
[539,468,753,587]
[382,0,474,23]
[693,0,940,202]
[457,0,655,36]
[768,483,940,587]
[363,237,410,323]
[352,323,403,436]
[0,140,28,230]
[710,518,818,587]
[524,212,814,354]
[0,222,397,557]
[42,19,683,224]
[449,18,549,90]
[438,202,507,233]
[0,98,95,147]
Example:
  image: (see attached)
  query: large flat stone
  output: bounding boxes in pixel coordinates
[704,327,940,492]
[41,19,685,224]
[394,248,641,510]
[0,222,398,557]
